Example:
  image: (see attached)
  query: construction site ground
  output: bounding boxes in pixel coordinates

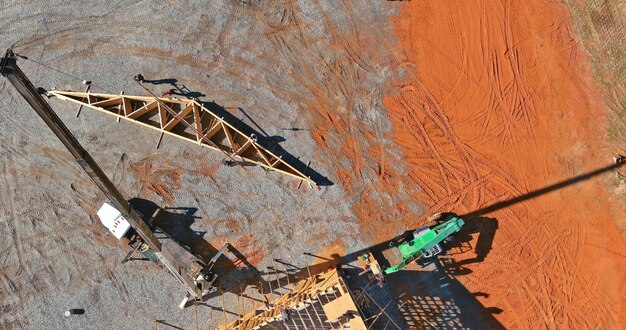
[1,0,625,329]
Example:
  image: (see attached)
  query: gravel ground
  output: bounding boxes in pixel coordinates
[3,1,625,329]
[0,1,399,329]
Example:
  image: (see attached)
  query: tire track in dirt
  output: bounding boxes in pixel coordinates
[4,0,128,54]
[390,77,503,216]
[223,1,410,242]
[0,152,28,329]
[130,156,183,205]
[385,1,625,328]
[0,151,92,326]
[0,90,135,327]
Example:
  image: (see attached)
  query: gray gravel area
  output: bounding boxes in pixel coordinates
[0,1,401,329]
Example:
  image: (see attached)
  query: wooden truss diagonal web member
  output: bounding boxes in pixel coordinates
[48,90,315,185]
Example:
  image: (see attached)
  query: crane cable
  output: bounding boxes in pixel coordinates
[12,51,118,94]
[11,50,246,167]
[9,49,284,175]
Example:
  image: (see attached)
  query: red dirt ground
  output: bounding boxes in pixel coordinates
[308,1,625,328]
[379,1,625,328]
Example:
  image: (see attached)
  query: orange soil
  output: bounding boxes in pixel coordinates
[129,157,183,204]
[315,239,346,261]
[231,233,265,267]
[376,0,625,328]
[231,1,626,326]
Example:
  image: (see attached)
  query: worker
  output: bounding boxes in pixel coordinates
[161,88,177,97]
[337,264,350,279]
[133,74,144,82]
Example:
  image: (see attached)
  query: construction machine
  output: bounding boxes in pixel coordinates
[384,214,464,274]
[359,214,464,284]
[0,49,227,307]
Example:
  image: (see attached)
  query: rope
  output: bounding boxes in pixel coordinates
[8,49,310,180]
[9,50,251,170]
[13,51,118,94]
[15,51,295,134]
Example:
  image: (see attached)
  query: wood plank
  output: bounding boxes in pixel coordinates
[192,103,203,141]
[199,119,223,143]
[158,103,167,128]
[235,140,253,156]
[53,90,190,104]
[251,143,272,166]
[127,100,158,119]
[163,103,194,131]
[121,95,132,116]
[221,122,238,150]
[270,155,284,167]
[90,97,123,108]
[116,92,125,122]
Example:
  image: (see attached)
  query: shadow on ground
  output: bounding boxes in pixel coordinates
[241,215,503,329]
[126,199,502,328]
[130,162,623,327]
[338,215,503,329]
[381,261,504,330]
[128,198,262,301]
[125,199,504,328]
[142,77,332,186]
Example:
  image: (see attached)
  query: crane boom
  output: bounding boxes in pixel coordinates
[0,49,162,252]
[0,48,233,305]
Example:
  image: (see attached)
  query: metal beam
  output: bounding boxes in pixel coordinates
[0,49,162,252]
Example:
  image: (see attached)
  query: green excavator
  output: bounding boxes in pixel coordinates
[384,214,464,274]
[359,214,464,282]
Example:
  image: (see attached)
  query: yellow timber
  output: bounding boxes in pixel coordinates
[49,90,314,184]
[218,269,368,330]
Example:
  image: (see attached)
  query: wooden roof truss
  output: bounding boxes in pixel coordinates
[219,269,368,330]
[49,90,314,184]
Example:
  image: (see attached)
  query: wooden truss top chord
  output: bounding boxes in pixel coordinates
[49,90,316,185]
